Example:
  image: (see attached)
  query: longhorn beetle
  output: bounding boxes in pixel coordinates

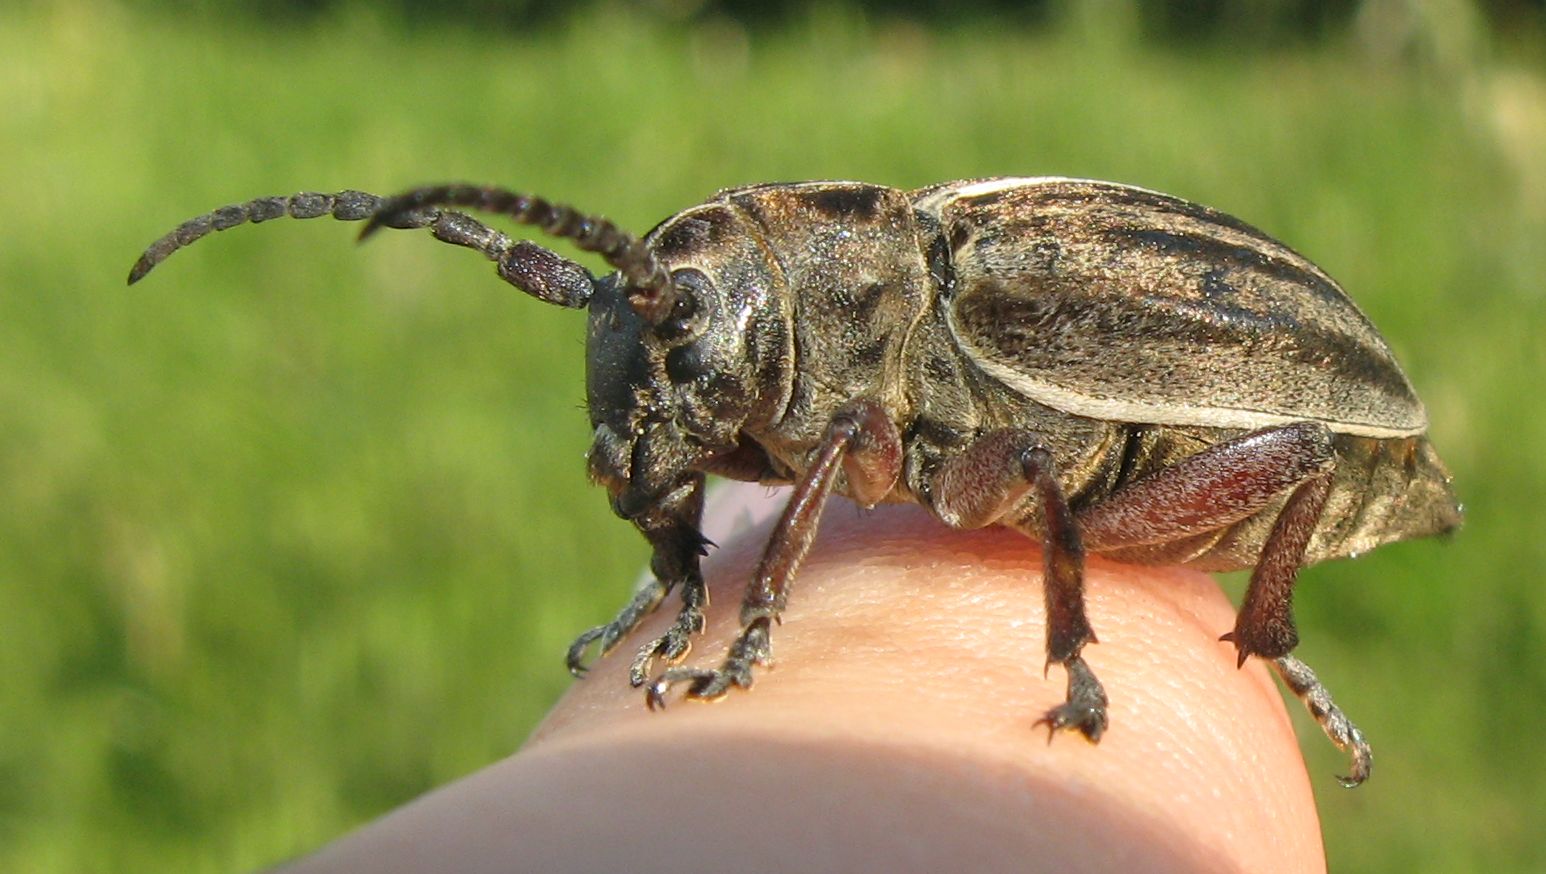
[130,177,1461,786]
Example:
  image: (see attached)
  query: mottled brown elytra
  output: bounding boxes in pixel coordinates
[131,177,1460,786]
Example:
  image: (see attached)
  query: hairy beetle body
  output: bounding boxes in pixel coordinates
[670,178,1457,569]
[131,175,1459,787]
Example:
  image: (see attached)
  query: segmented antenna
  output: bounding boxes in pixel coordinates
[127,191,385,284]
[127,189,596,309]
[360,185,676,323]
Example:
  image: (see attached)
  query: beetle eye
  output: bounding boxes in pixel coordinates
[668,290,696,322]
[658,268,712,341]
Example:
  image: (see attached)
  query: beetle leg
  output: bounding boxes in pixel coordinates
[627,573,709,687]
[1241,474,1376,787]
[566,475,710,680]
[1220,472,1334,663]
[1072,423,1372,783]
[1023,448,1108,742]
[646,401,901,708]
[1272,654,1373,787]
[928,429,1106,741]
[1071,423,1336,664]
[1075,422,1335,554]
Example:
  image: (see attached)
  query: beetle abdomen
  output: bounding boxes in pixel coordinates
[1308,432,1461,563]
[918,178,1426,439]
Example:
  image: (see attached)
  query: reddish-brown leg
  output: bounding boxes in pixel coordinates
[1072,422,1371,784]
[1075,422,1336,665]
[646,401,902,708]
[931,429,1106,741]
[1075,422,1334,553]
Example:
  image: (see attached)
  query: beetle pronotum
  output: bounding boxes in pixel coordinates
[131,177,1461,786]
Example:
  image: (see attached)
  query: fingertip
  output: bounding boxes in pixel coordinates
[286,483,1324,872]
[531,486,1323,870]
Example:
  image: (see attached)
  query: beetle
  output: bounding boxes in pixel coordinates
[130,177,1461,786]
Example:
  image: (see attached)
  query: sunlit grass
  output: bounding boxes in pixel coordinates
[4,3,1543,870]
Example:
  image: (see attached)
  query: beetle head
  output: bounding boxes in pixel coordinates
[128,184,792,520]
[584,202,787,517]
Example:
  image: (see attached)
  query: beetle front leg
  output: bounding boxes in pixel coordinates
[646,401,902,708]
[931,430,1106,741]
[566,474,711,685]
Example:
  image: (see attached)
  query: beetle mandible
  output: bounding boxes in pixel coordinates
[130,177,1461,786]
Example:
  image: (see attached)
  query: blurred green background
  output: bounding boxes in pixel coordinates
[3,0,1543,870]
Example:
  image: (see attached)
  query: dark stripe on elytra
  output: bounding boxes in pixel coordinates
[1109,226,1348,307]
[1085,184,1274,244]
[956,290,1414,406]
[960,182,1347,302]
[1201,268,1236,300]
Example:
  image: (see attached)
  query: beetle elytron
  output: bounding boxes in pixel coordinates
[131,177,1461,785]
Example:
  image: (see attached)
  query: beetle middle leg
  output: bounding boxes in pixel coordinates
[646,401,902,708]
[929,429,1106,741]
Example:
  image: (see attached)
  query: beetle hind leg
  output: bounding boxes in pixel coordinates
[1230,469,1373,786]
[1273,654,1372,786]
[1075,422,1373,783]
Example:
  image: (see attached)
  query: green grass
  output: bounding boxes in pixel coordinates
[4,2,1543,870]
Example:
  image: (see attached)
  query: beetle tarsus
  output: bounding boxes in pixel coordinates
[628,576,709,687]
[565,577,670,677]
[1271,654,1373,787]
[1033,654,1109,743]
[646,617,772,710]
[563,627,603,678]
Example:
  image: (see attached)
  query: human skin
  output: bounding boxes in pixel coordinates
[281,482,1325,873]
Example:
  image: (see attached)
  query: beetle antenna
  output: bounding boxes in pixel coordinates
[127,191,389,285]
[360,185,677,322]
[127,190,596,309]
